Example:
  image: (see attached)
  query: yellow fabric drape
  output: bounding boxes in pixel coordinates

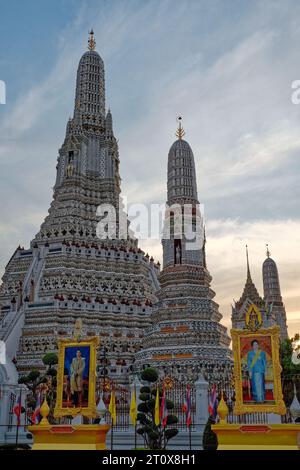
[130,388,137,426]
[109,390,117,425]
[250,350,261,369]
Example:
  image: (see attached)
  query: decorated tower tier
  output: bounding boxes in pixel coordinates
[0,32,159,384]
[134,120,232,382]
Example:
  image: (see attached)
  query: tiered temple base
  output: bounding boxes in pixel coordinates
[28,424,110,450]
[212,424,300,450]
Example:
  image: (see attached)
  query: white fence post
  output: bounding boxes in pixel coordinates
[194,374,209,430]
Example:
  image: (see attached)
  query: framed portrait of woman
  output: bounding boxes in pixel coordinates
[54,336,99,418]
[231,325,286,415]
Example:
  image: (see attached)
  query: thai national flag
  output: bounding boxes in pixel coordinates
[13,393,22,426]
[183,384,192,427]
[32,393,41,424]
[160,386,168,427]
[208,384,218,418]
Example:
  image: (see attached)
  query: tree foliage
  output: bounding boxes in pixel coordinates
[141,368,158,383]
[280,334,300,405]
[280,334,300,373]
[18,352,59,423]
[137,368,178,449]
[202,416,218,450]
[42,353,58,369]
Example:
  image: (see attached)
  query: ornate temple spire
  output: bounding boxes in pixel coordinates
[105,108,113,133]
[73,30,105,122]
[246,244,251,280]
[262,247,288,338]
[263,246,282,302]
[163,118,203,268]
[237,245,263,308]
[136,119,232,378]
[38,32,122,242]
[167,119,198,206]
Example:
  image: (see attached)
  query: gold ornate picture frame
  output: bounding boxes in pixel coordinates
[54,336,99,419]
[231,325,286,415]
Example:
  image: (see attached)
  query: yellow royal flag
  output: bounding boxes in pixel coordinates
[154,387,160,426]
[130,388,137,426]
[109,390,117,425]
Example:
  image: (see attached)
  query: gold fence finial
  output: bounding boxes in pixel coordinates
[217,392,229,424]
[88,29,96,51]
[39,398,50,426]
[175,116,185,140]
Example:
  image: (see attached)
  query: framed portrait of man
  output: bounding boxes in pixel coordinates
[54,336,99,418]
[231,325,286,415]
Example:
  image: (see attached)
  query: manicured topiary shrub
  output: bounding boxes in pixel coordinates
[137,367,178,449]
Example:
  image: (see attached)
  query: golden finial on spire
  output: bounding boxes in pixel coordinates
[266,243,271,258]
[175,116,185,140]
[88,29,96,51]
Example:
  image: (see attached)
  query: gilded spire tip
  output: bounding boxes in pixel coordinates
[175,116,185,140]
[88,29,96,51]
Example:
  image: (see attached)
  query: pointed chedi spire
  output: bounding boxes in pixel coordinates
[105,108,113,133]
[167,117,198,207]
[135,118,232,378]
[263,244,282,302]
[246,244,251,280]
[237,245,263,308]
[73,29,105,123]
[39,29,121,238]
[164,118,201,267]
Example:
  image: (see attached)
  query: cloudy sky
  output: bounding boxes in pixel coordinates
[0,0,299,336]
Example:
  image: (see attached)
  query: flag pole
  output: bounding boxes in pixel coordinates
[111,419,114,450]
[134,385,137,449]
[15,388,21,448]
[110,387,114,450]
[15,415,19,448]
[110,389,113,451]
